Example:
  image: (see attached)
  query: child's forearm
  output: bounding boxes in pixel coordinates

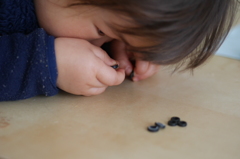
[0,29,59,101]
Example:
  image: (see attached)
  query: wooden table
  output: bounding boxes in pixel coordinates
[0,56,240,159]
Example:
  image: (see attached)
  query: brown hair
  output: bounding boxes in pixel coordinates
[72,0,239,70]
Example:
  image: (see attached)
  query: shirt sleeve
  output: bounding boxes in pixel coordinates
[0,28,59,101]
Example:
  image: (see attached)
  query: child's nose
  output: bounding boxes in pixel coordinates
[89,36,113,47]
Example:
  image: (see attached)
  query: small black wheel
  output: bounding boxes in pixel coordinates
[111,64,119,69]
[147,125,160,132]
[168,120,178,126]
[178,121,187,127]
[170,117,180,122]
[155,122,166,129]
[130,71,134,79]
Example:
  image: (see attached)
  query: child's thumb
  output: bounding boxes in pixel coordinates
[93,47,118,66]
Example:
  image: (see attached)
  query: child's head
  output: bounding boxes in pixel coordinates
[35,0,238,69]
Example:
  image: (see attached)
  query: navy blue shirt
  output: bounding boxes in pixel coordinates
[0,0,59,101]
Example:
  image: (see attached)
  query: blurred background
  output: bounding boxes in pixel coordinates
[216,7,240,60]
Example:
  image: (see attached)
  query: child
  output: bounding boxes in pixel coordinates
[0,0,238,101]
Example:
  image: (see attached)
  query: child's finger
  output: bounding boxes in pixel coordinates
[92,46,118,66]
[96,66,125,86]
[134,60,150,75]
[113,50,133,75]
[110,40,133,75]
[133,61,160,81]
[119,59,133,75]
[84,87,107,96]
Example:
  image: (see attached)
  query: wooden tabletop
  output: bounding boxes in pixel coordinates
[0,55,240,159]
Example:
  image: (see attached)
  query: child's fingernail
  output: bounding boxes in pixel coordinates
[130,71,134,79]
[111,64,119,69]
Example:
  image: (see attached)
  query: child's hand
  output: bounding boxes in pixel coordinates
[110,40,160,81]
[55,38,125,96]
[110,40,134,75]
[131,60,160,82]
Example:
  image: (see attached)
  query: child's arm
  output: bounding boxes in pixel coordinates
[0,31,125,101]
[0,29,59,101]
[55,38,125,96]
[110,40,160,81]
